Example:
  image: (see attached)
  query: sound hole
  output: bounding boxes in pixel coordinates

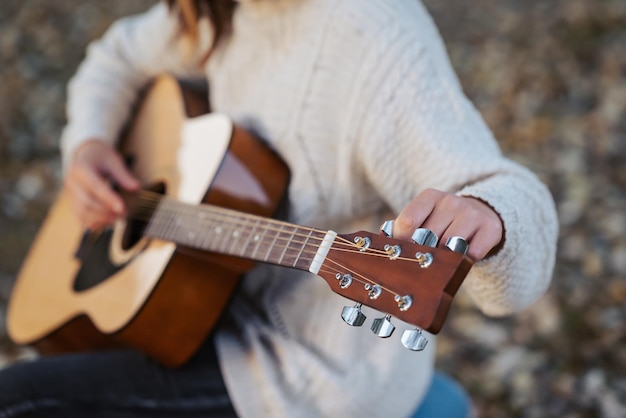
[121,182,165,250]
[72,182,166,292]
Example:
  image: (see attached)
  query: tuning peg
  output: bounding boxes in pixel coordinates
[401,328,429,351]
[411,228,437,268]
[411,228,438,247]
[380,220,394,237]
[341,303,366,327]
[445,236,469,256]
[371,315,395,338]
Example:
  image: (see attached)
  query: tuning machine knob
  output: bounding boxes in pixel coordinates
[341,303,366,327]
[371,315,395,338]
[445,236,469,256]
[411,228,437,268]
[380,220,394,237]
[401,328,429,351]
[411,228,438,247]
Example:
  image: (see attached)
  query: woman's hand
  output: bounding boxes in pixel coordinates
[64,140,140,230]
[391,188,504,261]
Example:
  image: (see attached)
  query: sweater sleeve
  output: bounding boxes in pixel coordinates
[59,2,213,167]
[354,11,558,316]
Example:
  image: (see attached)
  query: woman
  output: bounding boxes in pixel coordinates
[0,0,558,417]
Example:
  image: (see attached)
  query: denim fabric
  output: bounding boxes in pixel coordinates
[411,372,472,418]
[1,340,470,418]
[0,341,237,418]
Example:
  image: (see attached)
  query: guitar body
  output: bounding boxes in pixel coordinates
[7,76,290,368]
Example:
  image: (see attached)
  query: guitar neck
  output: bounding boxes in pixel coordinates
[142,195,330,272]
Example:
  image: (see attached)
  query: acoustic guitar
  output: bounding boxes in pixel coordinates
[7,76,473,368]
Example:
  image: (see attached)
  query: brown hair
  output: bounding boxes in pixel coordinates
[167,0,237,54]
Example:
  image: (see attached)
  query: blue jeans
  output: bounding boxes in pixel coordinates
[0,341,237,417]
[411,372,472,418]
[0,341,469,418]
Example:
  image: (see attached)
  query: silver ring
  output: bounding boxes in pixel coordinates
[445,236,469,255]
[411,228,438,247]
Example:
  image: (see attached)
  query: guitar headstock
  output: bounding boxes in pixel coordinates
[316,228,473,349]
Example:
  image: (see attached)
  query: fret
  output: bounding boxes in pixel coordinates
[208,216,223,251]
[287,227,309,267]
[182,204,199,247]
[173,216,184,245]
[264,223,284,263]
[152,200,175,240]
[197,209,213,251]
[176,203,190,245]
[293,229,313,267]
[251,221,269,260]
[209,220,224,252]
[277,225,297,265]
[216,214,232,255]
[241,218,260,258]
[182,207,201,248]
[195,206,217,252]
[191,208,203,247]
[301,230,328,271]
[148,200,164,238]
[169,202,186,243]
[229,215,247,256]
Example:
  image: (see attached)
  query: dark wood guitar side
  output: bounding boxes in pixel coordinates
[7,76,290,368]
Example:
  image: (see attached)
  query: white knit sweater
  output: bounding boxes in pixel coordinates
[60,1,558,417]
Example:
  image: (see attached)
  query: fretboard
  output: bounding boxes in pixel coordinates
[143,197,328,272]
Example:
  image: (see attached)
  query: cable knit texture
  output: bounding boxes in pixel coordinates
[60,0,558,417]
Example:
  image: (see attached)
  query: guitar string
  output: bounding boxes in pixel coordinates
[129,199,380,258]
[129,201,386,259]
[141,204,430,267]
[122,192,432,312]
[127,194,436,306]
[318,258,409,301]
[128,191,333,243]
[134,199,345,262]
[143,205,424,306]
[127,206,413,305]
[125,190,435,266]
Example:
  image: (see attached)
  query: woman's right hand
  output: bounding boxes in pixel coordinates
[64,140,140,230]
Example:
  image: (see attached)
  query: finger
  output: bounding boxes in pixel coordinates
[393,188,443,241]
[67,171,121,229]
[439,213,502,261]
[435,200,485,248]
[74,165,126,216]
[419,192,478,245]
[419,197,464,242]
[65,176,118,227]
[465,218,504,261]
[101,152,140,192]
[82,210,117,231]
[439,217,479,251]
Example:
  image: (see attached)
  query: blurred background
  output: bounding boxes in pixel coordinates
[0,1,624,417]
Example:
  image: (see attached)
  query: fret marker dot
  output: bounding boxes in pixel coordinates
[254,235,260,241]
[215,227,222,234]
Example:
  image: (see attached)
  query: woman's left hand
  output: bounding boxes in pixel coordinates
[391,188,504,261]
